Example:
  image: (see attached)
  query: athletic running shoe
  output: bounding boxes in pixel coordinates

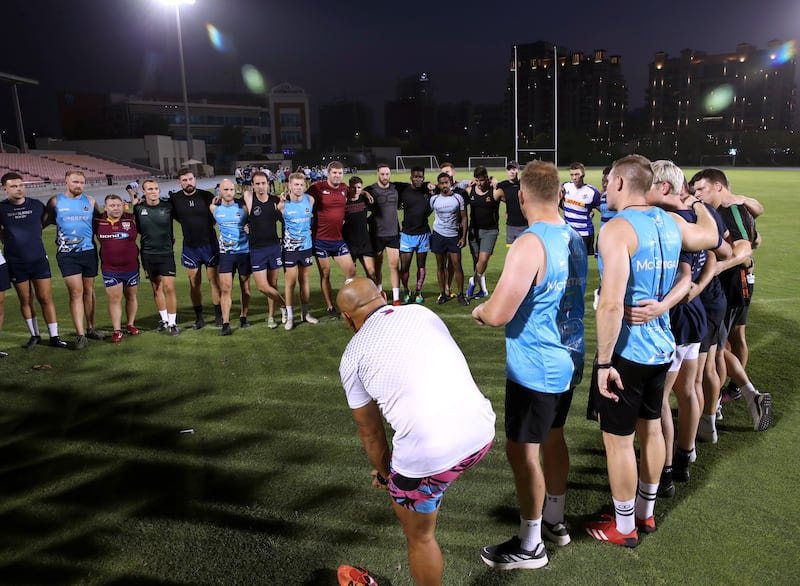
[0,350,7,358]
[327,307,340,319]
[414,292,424,304]
[696,416,718,443]
[280,307,288,324]
[86,327,106,341]
[74,335,88,350]
[111,330,124,344]
[192,317,205,330]
[474,290,488,299]
[658,468,675,498]
[125,325,141,336]
[751,392,773,431]
[168,325,181,337]
[49,336,68,348]
[285,318,294,331]
[436,293,448,305]
[636,516,657,534]
[720,381,742,403]
[403,289,411,304]
[240,317,251,328]
[672,450,691,482]
[303,313,319,325]
[23,335,41,349]
[480,536,548,570]
[542,520,571,546]
[466,279,475,298]
[457,292,469,306]
[155,320,168,333]
[392,300,402,307]
[716,403,724,420]
[584,514,638,548]
[267,317,278,330]
[336,564,378,586]
[220,323,232,336]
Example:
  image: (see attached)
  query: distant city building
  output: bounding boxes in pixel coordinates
[385,73,435,141]
[57,82,311,164]
[508,41,627,144]
[647,41,796,140]
[319,99,374,149]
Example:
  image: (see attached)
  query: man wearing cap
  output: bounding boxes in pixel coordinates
[494,161,527,245]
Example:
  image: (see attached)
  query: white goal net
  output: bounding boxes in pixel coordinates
[396,155,440,171]
[468,156,508,170]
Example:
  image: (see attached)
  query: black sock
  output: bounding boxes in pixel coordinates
[193,305,203,319]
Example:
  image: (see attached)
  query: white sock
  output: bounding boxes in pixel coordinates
[740,382,758,406]
[613,497,635,535]
[518,516,542,551]
[159,309,168,322]
[47,322,58,337]
[480,274,488,293]
[392,287,400,302]
[634,481,658,521]
[286,306,294,321]
[543,493,565,526]
[167,313,177,327]
[701,413,717,432]
[25,318,36,336]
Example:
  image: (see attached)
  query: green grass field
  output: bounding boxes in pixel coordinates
[1,168,799,585]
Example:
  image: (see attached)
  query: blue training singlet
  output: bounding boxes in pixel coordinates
[214,201,249,254]
[506,222,588,393]
[55,193,95,253]
[282,194,313,251]
[599,207,681,365]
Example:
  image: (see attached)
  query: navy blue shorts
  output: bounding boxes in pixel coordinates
[431,231,460,255]
[103,270,140,288]
[250,244,283,272]
[56,249,98,278]
[218,252,252,276]
[283,248,314,268]
[0,263,10,291]
[8,256,51,283]
[314,239,350,259]
[181,244,219,269]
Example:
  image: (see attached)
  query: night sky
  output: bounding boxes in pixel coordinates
[2,0,798,139]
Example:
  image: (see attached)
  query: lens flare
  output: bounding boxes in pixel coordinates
[703,84,734,114]
[769,40,797,65]
[242,65,266,94]
[206,23,224,51]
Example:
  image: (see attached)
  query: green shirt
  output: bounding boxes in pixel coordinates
[134,200,175,256]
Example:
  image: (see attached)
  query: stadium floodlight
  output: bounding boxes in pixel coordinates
[159,0,196,161]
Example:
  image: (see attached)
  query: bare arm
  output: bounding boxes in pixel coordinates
[473,233,542,326]
[624,261,691,324]
[731,194,764,218]
[715,239,752,274]
[351,401,391,483]
[458,209,468,248]
[44,196,57,227]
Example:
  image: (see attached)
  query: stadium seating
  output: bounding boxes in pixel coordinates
[0,152,148,186]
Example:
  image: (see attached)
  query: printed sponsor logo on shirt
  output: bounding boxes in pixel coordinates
[635,258,679,271]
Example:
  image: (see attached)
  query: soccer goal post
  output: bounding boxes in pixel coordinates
[468,156,507,170]
[396,155,440,171]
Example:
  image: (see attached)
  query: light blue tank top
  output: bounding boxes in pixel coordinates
[55,193,95,253]
[506,222,587,393]
[599,207,681,365]
[283,194,313,251]
[214,201,249,254]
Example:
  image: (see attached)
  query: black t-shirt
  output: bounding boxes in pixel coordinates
[398,185,431,235]
[716,203,755,307]
[170,189,216,247]
[498,179,525,227]
[466,187,500,231]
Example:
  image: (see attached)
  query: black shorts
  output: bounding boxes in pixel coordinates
[598,355,670,436]
[56,249,98,278]
[142,253,177,280]
[735,280,754,326]
[582,234,595,256]
[0,263,10,291]
[371,234,400,252]
[505,379,574,444]
[431,231,461,255]
[700,306,726,352]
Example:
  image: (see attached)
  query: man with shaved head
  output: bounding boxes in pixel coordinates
[337,277,495,586]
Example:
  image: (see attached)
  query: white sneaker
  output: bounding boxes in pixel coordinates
[750,392,773,431]
[303,313,319,325]
[284,318,294,331]
[280,307,288,324]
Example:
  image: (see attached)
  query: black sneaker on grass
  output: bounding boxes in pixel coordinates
[326,307,340,319]
[155,320,168,333]
[49,336,68,348]
[480,536,548,570]
[542,520,571,546]
[23,335,41,349]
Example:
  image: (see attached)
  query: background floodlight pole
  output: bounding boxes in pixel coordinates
[165,0,195,161]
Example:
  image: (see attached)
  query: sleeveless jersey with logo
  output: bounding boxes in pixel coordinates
[214,201,249,254]
[55,193,95,253]
[599,207,681,365]
[506,223,587,393]
[283,194,313,251]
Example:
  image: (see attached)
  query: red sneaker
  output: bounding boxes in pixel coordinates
[585,514,639,547]
[337,565,378,586]
[125,325,141,336]
[636,516,657,534]
[111,330,124,344]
